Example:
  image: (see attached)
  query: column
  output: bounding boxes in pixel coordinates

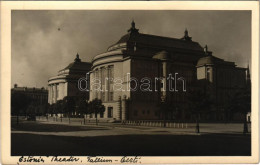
[105,67,109,102]
[51,85,54,104]
[53,84,57,103]
[48,85,51,104]
[117,96,121,120]
[122,95,127,120]
[98,69,101,99]
[50,85,53,104]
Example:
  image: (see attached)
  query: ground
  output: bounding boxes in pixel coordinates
[11,117,251,156]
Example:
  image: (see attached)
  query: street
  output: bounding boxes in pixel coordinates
[11,118,251,156]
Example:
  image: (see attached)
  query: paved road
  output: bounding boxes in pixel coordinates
[11,119,251,156]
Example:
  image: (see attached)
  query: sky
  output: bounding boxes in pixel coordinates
[11,10,251,88]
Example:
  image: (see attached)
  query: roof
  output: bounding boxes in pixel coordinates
[12,87,47,92]
[110,32,204,52]
[116,33,131,44]
[59,54,92,72]
[61,61,91,71]
[152,51,169,60]
[196,55,235,67]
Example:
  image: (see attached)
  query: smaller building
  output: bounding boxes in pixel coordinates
[11,84,48,105]
[48,53,91,104]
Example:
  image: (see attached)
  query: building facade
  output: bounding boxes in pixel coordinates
[11,84,48,105]
[48,54,91,104]
[88,21,250,122]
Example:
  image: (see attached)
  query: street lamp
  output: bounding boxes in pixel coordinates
[161,95,166,127]
[195,114,200,133]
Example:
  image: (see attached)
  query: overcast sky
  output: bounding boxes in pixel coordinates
[11,10,251,88]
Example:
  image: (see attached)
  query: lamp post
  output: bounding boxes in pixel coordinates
[243,112,249,134]
[60,109,63,122]
[195,114,200,133]
[161,95,166,127]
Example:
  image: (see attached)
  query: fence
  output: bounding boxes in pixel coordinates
[37,116,112,125]
[37,116,189,128]
[121,120,189,128]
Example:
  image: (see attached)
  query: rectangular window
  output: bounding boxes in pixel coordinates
[101,92,105,102]
[100,112,104,118]
[108,66,114,86]
[101,67,105,93]
[134,110,138,116]
[207,68,210,80]
[107,107,113,118]
[108,65,114,101]
[109,92,113,101]
[109,65,114,79]
[94,69,98,98]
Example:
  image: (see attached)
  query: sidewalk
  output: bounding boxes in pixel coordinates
[35,117,251,135]
[12,117,251,156]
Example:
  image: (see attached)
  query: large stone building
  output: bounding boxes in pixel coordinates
[48,54,91,104]
[11,84,48,105]
[88,21,250,122]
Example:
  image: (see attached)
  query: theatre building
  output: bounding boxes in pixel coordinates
[88,21,249,122]
[48,54,91,104]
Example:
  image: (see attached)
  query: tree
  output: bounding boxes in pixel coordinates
[88,98,105,125]
[26,102,37,117]
[222,93,234,122]
[55,100,63,121]
[11,92,32,124]
[75,98,89,124]
[48,104,55,116]
[39,103,49,116]
[45,103,51,120]
[229,90,251,134]
[51,102,59,121]
[159,99,180,127]
[187,88,211,133]
[62,96,76,123]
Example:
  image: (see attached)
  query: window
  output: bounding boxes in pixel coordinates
[142,110,145,115]
[108,65,114,101]
[101,92,105,102]
[100,112,104,118]
[95,69,99,98]
[109,92,113,101]
[206,68,210,80]
[134,110,138,116]
[107,107,113,118]
[101,67,106,98]
[109,65,114,79]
